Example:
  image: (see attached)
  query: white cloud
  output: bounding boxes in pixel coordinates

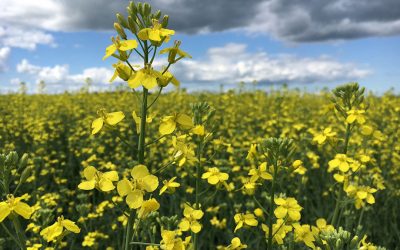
[0,46,10,71]
[172,43,370,85]
[16,59,117,90]
[0,26,55,50]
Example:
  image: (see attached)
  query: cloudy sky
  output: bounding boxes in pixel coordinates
[0,0,399,93]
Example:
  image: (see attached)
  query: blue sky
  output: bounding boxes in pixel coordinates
[0,0,399,94]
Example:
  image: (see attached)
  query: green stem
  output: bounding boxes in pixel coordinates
[1,223,23,249]
[11,216,26,250]
[267,168,277,250]
[194,140,202,250]
[124,213,134,250]
[331,123,352,227]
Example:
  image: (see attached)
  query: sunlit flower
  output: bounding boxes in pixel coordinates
[78,166,119,192]
[0,194,33,222]
[40,216,80,242]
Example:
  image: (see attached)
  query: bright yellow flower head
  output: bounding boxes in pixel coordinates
[248,162,272,182]
[328,154,354,172]
[137,198,160,219]
[78,166,119,192]
[246,144,257,160]
[293,224,316,249]
[91,109,125,135]
[346,109,366,124]
[103,36,138,60]
[233,212,258,232]
[159,113,194,135]
[345,184,377,209]
[159,177,180,195]
[220,237,247,250]
[315,218,334,233]
[138,19,175,43]
[261,219,292,245]
[313,127,336,145]
[40,216,80,242]
[0,194,33,222]
[128,67,162,90]
[274,197,302,221]
[178,204,204,233]
[201,167,229,185]
[160,40,192,64]
[160,229,187,250]
[117,165,158,209]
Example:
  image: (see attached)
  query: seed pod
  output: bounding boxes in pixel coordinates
[154,10,161,19]
[129,1,137,16]
[5,151,18,167]
[116,13,128,28]
[144,3,151,16]
[114,23,127,39]
[18,153,29,171]
[128,16,138,33]
[19,166,32,184]
[161,15,169,28]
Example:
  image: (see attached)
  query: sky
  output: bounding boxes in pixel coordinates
[0,0,399,94]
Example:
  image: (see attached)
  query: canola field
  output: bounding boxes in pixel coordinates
[0,86,399,249]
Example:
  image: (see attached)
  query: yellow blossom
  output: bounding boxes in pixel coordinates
[117,165,158,209]
[128,67,162,90]
[179,205,204,233]
[0,194,33,222]
[159,177,180,195]
[346,109,366,124]
[103,36,138,60]
[159,113,194,135]
[40,216,80,242]
[313,127,336,144]
[261,219,292,245]
[202,167,229,185]
[248,162,272,182]
[293,224,316,249]
[91,109,125,135]
[233,212,258,232]
[138,19,175,43]
[328,154,354,172]
[137,198,160,219]
[78,166,119,192]
[274,197,302,221]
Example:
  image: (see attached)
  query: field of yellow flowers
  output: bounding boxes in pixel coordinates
[1,1,400,250]
[0,86,399,249]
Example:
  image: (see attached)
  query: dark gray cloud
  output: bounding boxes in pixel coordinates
[2,0,400,42]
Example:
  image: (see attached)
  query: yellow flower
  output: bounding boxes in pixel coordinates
[103,37,138,60]
[359,235,378,250]
[328,154,354,172]
[159,113,194,135]
[221,237,247,250]
[292,160,307,175]
[191,125,205,136]
[248,162,272,182]
[128,67,162,90]
[313,127,336,144]
[274,197,302,221]
[345,185,377,209]
[137,198,160,219]
[109,61,134,82]
[0,194,33,222]
[160,230,186,250]
[241,178,257,195]
[91,109,125,135]
[261,219,292,245]
[178,205,204,233]
[78,166,119,192]
[138,19,175,43]
[160,40,192,64]
[233,213,258,232]
[346,109,366,124]
[293,224,316,249]
[40,216,80,242]
[201,167,229,185]
[158,70,180,88]
[159,177,180,195]
[117,165,158,209]
[315,218,334,232]
[246,144,257,160]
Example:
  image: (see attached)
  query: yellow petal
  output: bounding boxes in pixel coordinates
[91,118,104,135]
[179,219,190,231]
[190,221,202,233]
[143,175,159,192]
[14,201,33,219]
[138,28,150,40]
[83,166,97,180]
[208,175,219,185]
[61,219,80,233]
[117,179,132,197]
[105,111,125,125]
[0,202,11,222]
[131,165,149,179]
[274,206,287,219]
[159,119,176,135]
[126,190,143,209]
[128,71,143,89]
[142,73,158,90]
[40,223,63,242]
[99,178,115,192]
[78,180,96,190]
[176,114,194,129]
[103,171,119,182]
[119,40,138,51]
[103,44,117,60]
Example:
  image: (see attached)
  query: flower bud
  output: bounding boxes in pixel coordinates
[5,151,18,168]
[18,153,29,171]
[128,1,137,16]
[19,166,32,184]
[128,16,137,33]
[154,10,161,19]
[137,2,144,16]
[114,23,127,39]
[116,13,128,28]
[161,15,169,28]
[144,3,151,16]
[116,65,131,81]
